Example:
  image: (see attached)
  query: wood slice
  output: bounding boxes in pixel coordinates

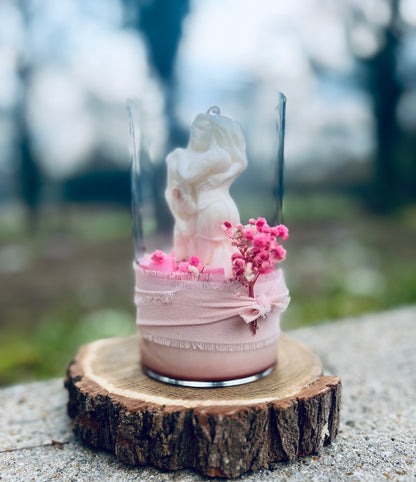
[65,334,341,478]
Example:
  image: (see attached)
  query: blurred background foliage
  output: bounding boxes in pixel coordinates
[0,0,415,386]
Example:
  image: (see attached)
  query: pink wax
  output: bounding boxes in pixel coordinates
[139,337,277,381]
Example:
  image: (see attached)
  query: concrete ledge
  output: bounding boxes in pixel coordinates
[1,306,415,481]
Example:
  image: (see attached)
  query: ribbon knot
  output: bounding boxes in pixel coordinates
[256,295,272,316]
[239,295,272,324]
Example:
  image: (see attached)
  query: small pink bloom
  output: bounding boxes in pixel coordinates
[255,217,266,230]
[253,234,268,250]
[260,261,275,273]
[189,256,200,267]
[177,261,189,272]
[254,254,263,267]
[242,228,254,241]
[277,225,289,241]
[249,218,256,225]
[272,245,286,261]
[231,251,243,260]
[151,250,165,263]
[259,249,269,261]
[222,223,233,238]
[233,258,246,269]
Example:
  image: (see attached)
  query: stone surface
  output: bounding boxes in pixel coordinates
[1,306,416,481]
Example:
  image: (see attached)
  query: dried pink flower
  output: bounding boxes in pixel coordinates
[253,234,268,250]
[177,261,190,272]
[277,225,289,242]
[222,217,288,294]
[242,228,254,241]
[231,252,244,261]
[151,250,165,263]
[255,217,267,230]
[233,258,246,269]
[271,245,286,262]
[189,256,200,267]
[223,217,288,334]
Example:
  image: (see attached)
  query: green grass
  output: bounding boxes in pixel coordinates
[281,194,416,327]
[67,209,132,241]
[0,308,136,386]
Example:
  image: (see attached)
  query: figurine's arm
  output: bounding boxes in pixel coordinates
[197,156,247,190]
[178,148,232,183]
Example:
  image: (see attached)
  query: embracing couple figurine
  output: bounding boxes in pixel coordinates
[165,107,247,274]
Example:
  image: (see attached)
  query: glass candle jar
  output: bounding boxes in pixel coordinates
[128,93,289,387]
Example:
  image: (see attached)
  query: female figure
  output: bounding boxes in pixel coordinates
[165,108,248,273]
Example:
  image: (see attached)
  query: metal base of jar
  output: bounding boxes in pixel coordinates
[142,364,275,388]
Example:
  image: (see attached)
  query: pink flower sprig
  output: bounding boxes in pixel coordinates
[222,217,289,333]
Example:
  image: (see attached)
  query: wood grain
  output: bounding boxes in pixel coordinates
[65,334,341,478]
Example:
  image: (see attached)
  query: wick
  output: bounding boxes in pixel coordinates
[207,106,221,116]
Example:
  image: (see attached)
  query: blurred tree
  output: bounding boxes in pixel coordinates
[346,0,415,213]
[63,151,130,205]
[123,0,190,230]
[123,0,190,143]
[16,4,43,232]
[17,104,42,233]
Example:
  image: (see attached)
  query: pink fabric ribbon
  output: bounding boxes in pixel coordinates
[135,268,289,326]
[134,265,290,351]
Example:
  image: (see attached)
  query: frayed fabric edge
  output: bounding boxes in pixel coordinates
[134,263,285,290]
[139,332,280,352]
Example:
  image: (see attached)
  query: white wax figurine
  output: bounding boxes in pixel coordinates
[165,107,248,274]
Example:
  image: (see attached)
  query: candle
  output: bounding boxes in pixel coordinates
[132,101,290,386]
[165,107,248,275]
